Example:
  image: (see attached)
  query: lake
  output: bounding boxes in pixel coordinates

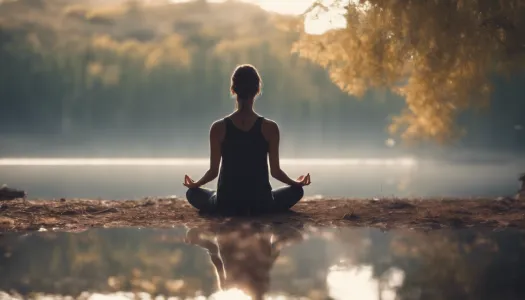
[1,225,524,300]
[0,157,523,199]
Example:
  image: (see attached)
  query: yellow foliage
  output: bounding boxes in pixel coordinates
[87,62,103,77]
[294,0,525,142]
[85,6,126,20]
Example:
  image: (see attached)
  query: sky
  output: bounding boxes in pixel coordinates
[249,0,347,34]
[241,0,314,15]
[177,0,348,34]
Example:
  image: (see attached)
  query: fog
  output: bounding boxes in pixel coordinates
[1,156,523,199]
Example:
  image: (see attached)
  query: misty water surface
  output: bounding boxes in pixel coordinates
[0,157,523,199]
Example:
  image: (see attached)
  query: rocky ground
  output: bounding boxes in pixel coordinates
[1,196,524,233]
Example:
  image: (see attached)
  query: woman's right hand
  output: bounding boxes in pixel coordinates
[295,173,311,186]
[183,174,200,189]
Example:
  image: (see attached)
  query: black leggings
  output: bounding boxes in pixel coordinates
[186,185,304,213]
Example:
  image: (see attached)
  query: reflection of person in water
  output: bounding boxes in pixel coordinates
[184,223,304,300]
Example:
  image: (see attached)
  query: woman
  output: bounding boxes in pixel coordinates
[183,64,311,215]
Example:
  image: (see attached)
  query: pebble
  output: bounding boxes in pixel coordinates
[343,213,359,220]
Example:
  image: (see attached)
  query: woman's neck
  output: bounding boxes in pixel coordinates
[236,97,254,113]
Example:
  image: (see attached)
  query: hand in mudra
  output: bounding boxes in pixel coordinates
[295,173,311,186]
[183,175,200,189]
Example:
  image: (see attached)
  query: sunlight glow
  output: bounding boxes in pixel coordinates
[302,0,348,35]
[243,0,349,34]
[88,292,134,300]
[326,264,404,300]
[0,158,417,167]
[242,0,313,15]
[0,290,300,300]
[172,0,348,34]
[209,288,252,300]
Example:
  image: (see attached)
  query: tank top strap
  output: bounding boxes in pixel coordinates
[223,117,233,132]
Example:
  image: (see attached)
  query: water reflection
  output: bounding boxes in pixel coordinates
[184,223,304,300]
[1,225,525,299]
[326,265,404,300]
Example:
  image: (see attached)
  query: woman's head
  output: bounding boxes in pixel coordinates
[230,64,262,100]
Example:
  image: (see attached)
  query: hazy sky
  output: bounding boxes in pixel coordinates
[175,0,347,34]
[248,0,347,34]
[241,0,314,14]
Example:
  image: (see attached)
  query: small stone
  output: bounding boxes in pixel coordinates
[142,199,156,206]
[449,217,464,228]
[343,213,359,220]
[386,201,415,209]
[0,185,26,201]
[60,198,66,202]
[497,196,516,204]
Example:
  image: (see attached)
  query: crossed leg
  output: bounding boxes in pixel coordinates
[271,185,304,212]
[186,187,217,212]
[186,185,304,213]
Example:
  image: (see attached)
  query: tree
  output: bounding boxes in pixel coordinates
[293,0,525,142]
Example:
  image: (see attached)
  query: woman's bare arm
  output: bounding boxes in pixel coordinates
[265,121,301,186]
[193,121,224,187]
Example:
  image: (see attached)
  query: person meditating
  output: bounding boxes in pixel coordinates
[183,64,311,215]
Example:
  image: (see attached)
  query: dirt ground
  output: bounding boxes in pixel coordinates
[1,196,524,233]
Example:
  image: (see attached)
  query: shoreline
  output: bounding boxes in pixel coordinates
[1,197,524,233]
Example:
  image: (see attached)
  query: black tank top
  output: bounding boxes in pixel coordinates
[216,116,273,214]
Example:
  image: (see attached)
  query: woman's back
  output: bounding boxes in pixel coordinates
[216,116,273,213]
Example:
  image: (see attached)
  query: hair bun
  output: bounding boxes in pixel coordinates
[230,64,262,99]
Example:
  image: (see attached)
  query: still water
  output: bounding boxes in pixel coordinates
[1,225,524,300]
[0,157,523,199]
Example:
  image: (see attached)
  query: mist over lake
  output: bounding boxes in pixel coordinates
[1,157,522,199]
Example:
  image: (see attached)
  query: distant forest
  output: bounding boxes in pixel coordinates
[0,0,523,157]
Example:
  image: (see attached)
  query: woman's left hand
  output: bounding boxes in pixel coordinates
[183,175,200,188]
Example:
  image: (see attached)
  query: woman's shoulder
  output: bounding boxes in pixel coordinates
[261,117,279,136]
[210,118,227,134]
[261,117,278,128]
